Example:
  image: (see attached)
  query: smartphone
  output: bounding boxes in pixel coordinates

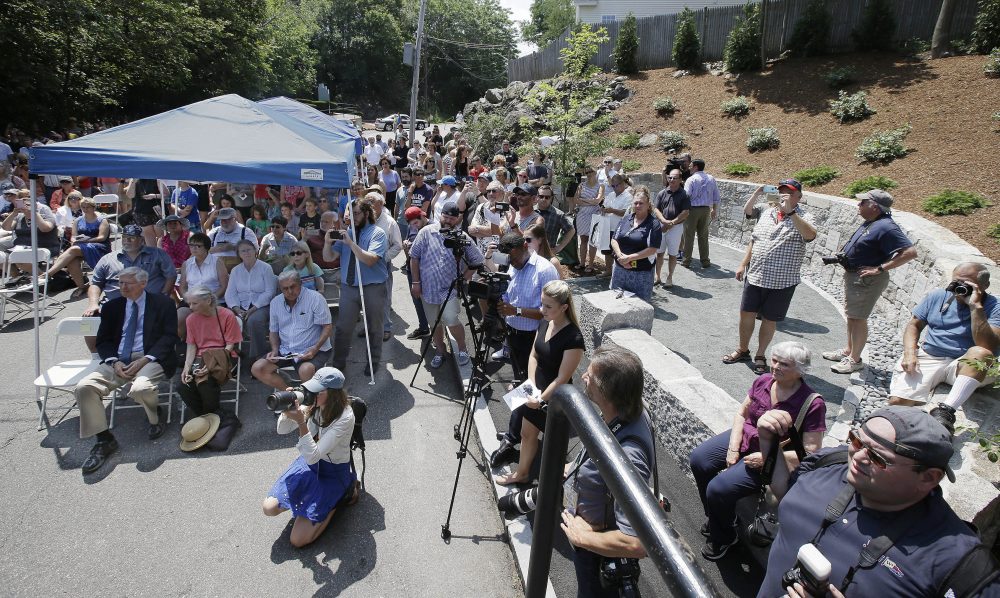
[14,199,25,210]
[763,185,779,205]
[328,229,344,241]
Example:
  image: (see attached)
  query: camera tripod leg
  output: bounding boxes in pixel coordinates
[409,277,460,388]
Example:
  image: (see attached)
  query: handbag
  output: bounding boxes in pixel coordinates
[746,393,820,547]
[193,310,235,385]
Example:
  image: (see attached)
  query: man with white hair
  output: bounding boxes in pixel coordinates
[74,267,179,474]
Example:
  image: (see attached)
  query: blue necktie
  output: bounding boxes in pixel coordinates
[119,302,138,364]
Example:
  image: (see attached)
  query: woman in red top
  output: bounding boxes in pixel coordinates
[178,285,243,418]
[158,214,191,270]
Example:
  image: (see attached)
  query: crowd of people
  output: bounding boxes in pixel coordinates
[3,122,999,596]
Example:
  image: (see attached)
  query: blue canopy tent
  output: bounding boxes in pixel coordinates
[259,96,364,158]
[22,94,365,419]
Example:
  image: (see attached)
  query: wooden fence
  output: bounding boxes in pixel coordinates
[507,0,980,82]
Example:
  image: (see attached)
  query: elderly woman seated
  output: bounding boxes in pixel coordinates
[689,341,827,561]
[225,239,277,362]
[178,285,243,418]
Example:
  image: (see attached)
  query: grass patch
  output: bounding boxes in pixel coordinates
[793,166,839,187]
[922,190,991,216]
[721,96,751,117]
[621,159,642,172]
[659,130,687,152]
[825,66,856,88]
[829,90,876,123]
[617,132,641,149]
[843,176,898,197]
[746,127,780,152]
[589,114,615,132]
[653,96,676,115]
[855,125,911,164]
[723,162,761,177]
[987,223,1000,242]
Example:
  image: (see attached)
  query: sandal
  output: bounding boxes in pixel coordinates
[752,356,769,375]
[722,349,751,364]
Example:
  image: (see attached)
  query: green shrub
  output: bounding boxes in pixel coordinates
[672,8,703,70]
[793,166,839,187]
[723,162,760,177]
[901,37,930,56]
[721,95,752,117]
[986,48,1000,74]
[825,66,857,88]
[922,190,992,216]
[653,96,677,115]
[853,0,896,52]
[746,127,780,152]
[621,159,642,172]
[972,0,1000,54]
[829,90,877,123]
[613,13,640,75]
[855,125,911,163]
[617,132,641,149]
[788,0,832,57]
[561,23,610,79]
[659,130,687,151]
[843,176,899,197]
[724,3,762,72]
[589,113,615,132]
[993,110,1000,120]
[987,223,1000,242]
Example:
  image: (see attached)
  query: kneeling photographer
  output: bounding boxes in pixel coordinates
[756,406,998,597]
[262,367,360,548]
[560,347,654,598]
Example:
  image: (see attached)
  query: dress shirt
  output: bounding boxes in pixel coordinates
[683,171,720,208]
[375,210,403,262]
[503,252,559,331]
[91,247,176,299]
[329,223,389,286]
[277,408,355,465]
[268,287,332,355]
[225,259,277,309]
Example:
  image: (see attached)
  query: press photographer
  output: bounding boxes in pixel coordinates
[755,406,999,597]
[492,232,559,382]
[262,367,360,548]
[822,190,917,375]
[409,200,484,369]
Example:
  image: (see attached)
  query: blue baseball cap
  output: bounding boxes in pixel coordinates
[440,175,458,187]
[122,224,143,237]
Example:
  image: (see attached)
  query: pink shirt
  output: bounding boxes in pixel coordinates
[186,307,242,357]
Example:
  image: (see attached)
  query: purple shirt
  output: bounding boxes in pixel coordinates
[740,373,826,454]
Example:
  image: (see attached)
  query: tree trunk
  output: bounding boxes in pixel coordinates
[931,0,958,59]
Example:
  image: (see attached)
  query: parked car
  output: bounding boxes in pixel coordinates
[375,113,427,131]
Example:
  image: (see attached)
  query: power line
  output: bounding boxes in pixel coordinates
[424,34,510,50]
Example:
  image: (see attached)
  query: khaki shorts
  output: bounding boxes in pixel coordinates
[843,270,889,319]
[888,348,994,404]
[423,296,461,327]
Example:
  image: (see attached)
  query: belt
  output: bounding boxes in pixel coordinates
[505,325,537,336]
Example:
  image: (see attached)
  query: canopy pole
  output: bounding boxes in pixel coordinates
[29,179,41,401]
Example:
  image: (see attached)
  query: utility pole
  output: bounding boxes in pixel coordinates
[408,0,428,144]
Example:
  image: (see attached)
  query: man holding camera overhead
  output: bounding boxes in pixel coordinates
[823,190,916,375]
[887,262,1000,434]
[409,200,484,369]
[324,195,388,377]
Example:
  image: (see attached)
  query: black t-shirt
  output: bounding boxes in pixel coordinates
[192,183,211,211]
[393,145,409,169]
[299,212,321,232]
[527,164,549,182]
[133,179,160,215]
[655,187,691,221]
[533,322,585,392]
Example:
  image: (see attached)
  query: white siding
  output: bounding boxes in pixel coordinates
[576,0,753,24]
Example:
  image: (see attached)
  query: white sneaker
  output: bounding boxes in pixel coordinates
[821,349,848,362]
[831,356,863,374]
[457,351,471,366]
[491,346,509,360]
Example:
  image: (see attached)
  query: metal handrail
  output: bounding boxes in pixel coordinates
[525,384,718,598]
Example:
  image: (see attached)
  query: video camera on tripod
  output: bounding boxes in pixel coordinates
[442,228,472,251]
[468,270,510,302]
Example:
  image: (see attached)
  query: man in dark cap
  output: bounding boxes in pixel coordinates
[755,406,998,597]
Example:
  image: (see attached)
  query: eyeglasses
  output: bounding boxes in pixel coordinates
[288,251,306,256]
[848,428,890,469]
[665,176,678,180]
[604,160,612,164]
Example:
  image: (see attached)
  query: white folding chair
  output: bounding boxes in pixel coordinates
[106,222,121,254]
[179,318,245,421]
[33,317,102,430]
[109,376,174,429]
[0,247,64,325]
[93,193,121,225]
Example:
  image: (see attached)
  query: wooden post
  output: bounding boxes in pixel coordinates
[700,7,708,62]
[759,0,768,67]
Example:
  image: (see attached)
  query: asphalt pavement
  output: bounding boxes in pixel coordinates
[0,263,521,597]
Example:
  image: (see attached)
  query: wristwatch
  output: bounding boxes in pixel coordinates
[876,265,885,272]
[516,307,523,317]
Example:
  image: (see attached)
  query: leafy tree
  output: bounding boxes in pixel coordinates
[853,0,896,52]
[560,23,610,78]
[972,0,1000,54]
[521,0,574,48]
[788,0,832,57]
[612,13,639,74]
[672,8,702,70]
[723,3,762,73]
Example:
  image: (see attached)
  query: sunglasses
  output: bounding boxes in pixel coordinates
[538,194,552,198]
[604,161,612,164]
[848,428,890,469]
[665,176,678,180]
[288,251,306,256]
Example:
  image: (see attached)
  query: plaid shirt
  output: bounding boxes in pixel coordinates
[410,222,484,305]
[538,206,574,246]
[502,252,559,331]
[746,206,812,289]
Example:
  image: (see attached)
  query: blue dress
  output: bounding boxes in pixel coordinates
[76,215,111,268]
[268,457,355,523]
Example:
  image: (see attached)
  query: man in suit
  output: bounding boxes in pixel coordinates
[74,266,179,475]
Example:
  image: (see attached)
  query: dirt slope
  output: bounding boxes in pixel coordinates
[611,52,1000,262]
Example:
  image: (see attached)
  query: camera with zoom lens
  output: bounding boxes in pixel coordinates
[821,252,849,267]
[442,228,471,250]
[781,544,831,597]
[946,280,972,297]
[266,386,316,412]
[600,557,642,598]
[497,485,538,519]
[468,270,511,302]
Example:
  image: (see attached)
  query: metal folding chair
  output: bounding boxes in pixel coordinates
[179,318,246,421]
[33,317,102,430]
[93,193,121,226]
[0,247,64,326]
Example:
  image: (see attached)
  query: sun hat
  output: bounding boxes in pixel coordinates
[863,406,955,482]
[179,413,221,452]
[302,367,346,393]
